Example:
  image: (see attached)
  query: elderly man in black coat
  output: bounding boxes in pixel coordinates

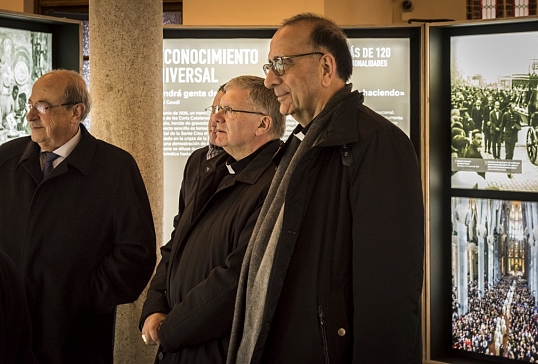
[140,75,285,364]
[227,14,424,364]
[0,69,156,364]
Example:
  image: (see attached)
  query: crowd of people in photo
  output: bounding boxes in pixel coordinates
[0,36,32,144]
[450,84,529,161]
[452,275,538,361]
[450,84,529,187]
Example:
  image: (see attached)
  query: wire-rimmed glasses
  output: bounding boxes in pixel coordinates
[262,52,325,76]
[205,105,265,117]
[25,102,78,115]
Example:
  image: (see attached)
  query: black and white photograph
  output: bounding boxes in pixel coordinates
[0,26,51,146]
[451,197,538,361]
[450,31,538,193]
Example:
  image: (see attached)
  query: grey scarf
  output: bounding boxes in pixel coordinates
[227,85,353,363]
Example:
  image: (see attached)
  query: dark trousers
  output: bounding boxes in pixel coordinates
[491,134,501,159]
[483,128,491,152]
[505,138,516,160]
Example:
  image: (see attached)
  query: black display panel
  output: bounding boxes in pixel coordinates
[428,18,538,364]
[0,10,82,145]
[162,25,422,244]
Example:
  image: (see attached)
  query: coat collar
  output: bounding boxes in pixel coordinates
[310,84,364,147]
[19,124,97,180]
[218,139,281,189]
[273,85,364,165]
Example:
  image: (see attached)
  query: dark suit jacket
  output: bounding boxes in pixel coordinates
[489,109,503,135]
[482,104,494,134]
[501,110,522,143]
[464,143,482,159]
[0,125,156,364]
[470,106,484,132]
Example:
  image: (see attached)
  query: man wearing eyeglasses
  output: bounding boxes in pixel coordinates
[227,14,424,364]
[0,69,156,364]
[140,75,285,364]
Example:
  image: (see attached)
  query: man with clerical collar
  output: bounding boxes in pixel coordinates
[140,75,285,364]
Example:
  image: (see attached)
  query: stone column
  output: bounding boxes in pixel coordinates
[89,1,163,363]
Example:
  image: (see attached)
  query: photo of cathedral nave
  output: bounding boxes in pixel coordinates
[452,198,538,361]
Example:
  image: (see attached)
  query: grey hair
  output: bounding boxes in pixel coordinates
[224,75,285,139]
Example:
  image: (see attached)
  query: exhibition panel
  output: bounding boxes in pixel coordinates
[161,25,423,244]
[0,10,81,145]
[427,17,538,364]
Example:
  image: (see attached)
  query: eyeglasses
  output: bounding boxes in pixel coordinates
[25,102,78,115]
[262,52,325,76]
[205,105,265,117]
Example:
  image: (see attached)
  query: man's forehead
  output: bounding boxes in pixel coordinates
[269,24,310,56]
[29,82,64,103]
[221,87,247,104]
[212,91,223,104]
[33,75,65,93]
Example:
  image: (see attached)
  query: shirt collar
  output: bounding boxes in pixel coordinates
[41,126,82,158]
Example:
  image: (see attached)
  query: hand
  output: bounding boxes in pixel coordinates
[141,313,166,346]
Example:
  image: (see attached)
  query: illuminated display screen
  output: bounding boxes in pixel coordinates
[428,18,538,364]
[451,197,538,362]
[0,26,52,145]
[162,28,420,244]
[450,31,538,193]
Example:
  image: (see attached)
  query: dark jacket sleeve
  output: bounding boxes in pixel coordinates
[139,240,173,329]
[350,110,424,364]
[89,156,157,314]
[158,203,263,352]
[139,152,196,329]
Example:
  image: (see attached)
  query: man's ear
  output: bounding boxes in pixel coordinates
[71,103,86,123]
[320,53,338,87]
[255,115,272,136]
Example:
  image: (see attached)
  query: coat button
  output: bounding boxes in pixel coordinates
[338,328,346,337]
[158,351,165,360]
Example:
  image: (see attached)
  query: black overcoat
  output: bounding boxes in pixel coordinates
[0,249,37,364]
[141,140,280,364]
[230,89,425,364]
[0,125,156,364]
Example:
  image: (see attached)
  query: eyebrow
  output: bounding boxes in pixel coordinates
[28,98,50,104]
